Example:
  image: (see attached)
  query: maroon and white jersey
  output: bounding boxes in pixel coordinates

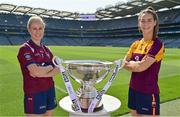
[17,39,54,93]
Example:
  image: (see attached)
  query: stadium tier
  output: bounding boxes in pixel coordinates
[0,8,180,47]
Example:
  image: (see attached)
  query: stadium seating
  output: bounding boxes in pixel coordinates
[0,35,10,45]
[0,8,180,48]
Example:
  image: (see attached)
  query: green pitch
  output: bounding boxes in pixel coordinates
[0,46,179,116]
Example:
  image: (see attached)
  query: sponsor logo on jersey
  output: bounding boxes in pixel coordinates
[24,53,32,60]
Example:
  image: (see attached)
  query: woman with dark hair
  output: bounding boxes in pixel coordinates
[124,7,164,116]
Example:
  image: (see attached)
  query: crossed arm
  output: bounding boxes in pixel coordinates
[123,55,156,72]
[27,64,60,78]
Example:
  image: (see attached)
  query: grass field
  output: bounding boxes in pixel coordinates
[0,46,180,116]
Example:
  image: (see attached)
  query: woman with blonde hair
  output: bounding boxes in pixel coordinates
[17,15,60,117]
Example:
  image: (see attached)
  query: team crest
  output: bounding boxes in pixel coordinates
[134,56,139,61]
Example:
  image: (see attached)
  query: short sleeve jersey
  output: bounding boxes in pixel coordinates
[126,38,164,94]
[17,40,54,93]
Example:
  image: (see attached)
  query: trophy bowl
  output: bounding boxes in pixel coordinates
[64,60,113,112]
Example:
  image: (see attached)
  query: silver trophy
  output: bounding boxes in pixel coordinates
[64,60,114,112]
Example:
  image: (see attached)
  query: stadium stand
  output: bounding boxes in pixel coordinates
[0,1,180,48]
[0,35,10,45]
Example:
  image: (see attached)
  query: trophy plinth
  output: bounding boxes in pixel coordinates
[64,60,113,112]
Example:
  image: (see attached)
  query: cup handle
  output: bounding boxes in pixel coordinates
[52,56,65,72]
[114,59,125,69]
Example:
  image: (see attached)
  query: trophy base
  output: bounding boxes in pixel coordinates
[72,104,103,113]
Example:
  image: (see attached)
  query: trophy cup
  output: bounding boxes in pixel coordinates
[53,56,123,113]
[64,60,113,112]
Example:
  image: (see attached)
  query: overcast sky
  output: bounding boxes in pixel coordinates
[0,0,129,13]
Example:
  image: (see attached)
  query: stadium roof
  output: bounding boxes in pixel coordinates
[96,0,180,19]
[0,0,180,20]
